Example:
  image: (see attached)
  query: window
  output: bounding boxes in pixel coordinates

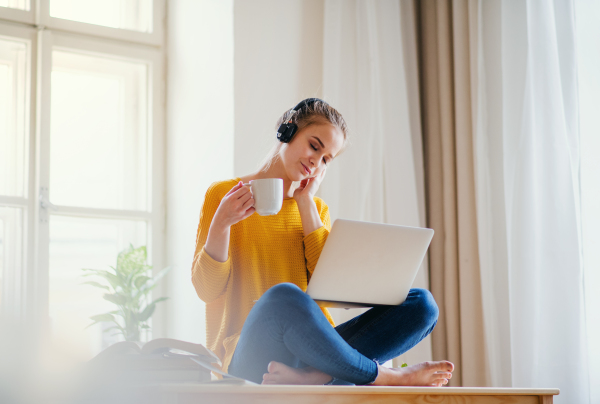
[0,1,165,363]
[0,0,29,11]
[50,0,152,32]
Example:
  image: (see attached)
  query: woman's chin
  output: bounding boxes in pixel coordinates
[289,172,306,182]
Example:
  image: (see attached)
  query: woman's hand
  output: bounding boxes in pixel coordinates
[213,181,255,229]
[293,167,327,203]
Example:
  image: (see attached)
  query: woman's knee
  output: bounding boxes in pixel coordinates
[408,288,439,327]
[260,282,309,308]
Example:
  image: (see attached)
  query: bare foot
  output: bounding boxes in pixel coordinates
[372,361,454,387]
[262,361,333,385]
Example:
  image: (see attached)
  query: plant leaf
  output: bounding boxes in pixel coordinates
[80,281,110,291]
[133,275,152,290]
[135,282,158,299]
[152,266,173,284]
[149,296,169,306]
[103,325,124,332]
[103,293,128,306]
[117,245,151,277]
[82,270,122,290]
[137,303,156,322]
[90,313,116,322]
[135,266,172,298]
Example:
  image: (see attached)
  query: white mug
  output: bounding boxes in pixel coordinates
[243,178,284,216]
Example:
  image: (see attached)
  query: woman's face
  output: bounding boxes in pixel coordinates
[281,122,344,182]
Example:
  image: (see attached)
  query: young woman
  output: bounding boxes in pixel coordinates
[191,99,454,386]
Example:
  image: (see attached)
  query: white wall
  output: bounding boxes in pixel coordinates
[233,0,325,176]
[166,0,234,345]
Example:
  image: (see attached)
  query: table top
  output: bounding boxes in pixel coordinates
[150,383,560,396]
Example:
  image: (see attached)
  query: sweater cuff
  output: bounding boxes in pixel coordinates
[198,246,231,276]
[303,225,330,263]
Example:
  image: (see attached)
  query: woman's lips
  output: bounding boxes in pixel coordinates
[301,163,310,175]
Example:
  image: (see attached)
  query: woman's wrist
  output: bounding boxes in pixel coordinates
[210,217,230,234]
[205,217,231,263]
[294,194,315,207]
[296,196,323,236]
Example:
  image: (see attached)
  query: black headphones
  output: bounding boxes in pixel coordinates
[276,98,328,143]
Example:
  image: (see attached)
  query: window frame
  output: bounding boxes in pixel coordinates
[0,1,167,341]
[1,0,164,46]
[0,22,36,321]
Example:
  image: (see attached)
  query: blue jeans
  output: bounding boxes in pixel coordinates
[228,283,439,385]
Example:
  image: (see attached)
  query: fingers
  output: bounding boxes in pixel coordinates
[241,196,255,210]
[242,207,256,220]
[225,181,244,196]
[230,185,251,200]
[238,189,253,205]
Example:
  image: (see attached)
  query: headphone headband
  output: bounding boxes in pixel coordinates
[276,98,328,143]
[292,98,323,113]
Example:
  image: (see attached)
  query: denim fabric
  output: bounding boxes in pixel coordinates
[228,283,439,385]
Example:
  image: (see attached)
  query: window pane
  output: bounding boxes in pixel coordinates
[0,38,28,198]
[49,215,149,362]
[0,0,29,11]
[49,0,152,33]
[50,50,149,211]
[0,207,24,317]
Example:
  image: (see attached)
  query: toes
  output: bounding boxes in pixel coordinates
[434,371,452,379]
[263,372,277,382]
[261,379,276,385]
[430,361,454,373]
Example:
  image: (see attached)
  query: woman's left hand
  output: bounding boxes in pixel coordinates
[293,167,327,203]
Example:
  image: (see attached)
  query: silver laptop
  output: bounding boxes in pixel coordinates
[306,219,434,309]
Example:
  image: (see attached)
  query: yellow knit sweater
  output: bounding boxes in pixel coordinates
[191,178,335,373]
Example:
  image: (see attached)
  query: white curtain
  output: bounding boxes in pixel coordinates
[474,1,589,402]
[576,0,600,402]
[320,0,431,366]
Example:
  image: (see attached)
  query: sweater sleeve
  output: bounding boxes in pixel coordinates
[191,182,232,303]
[303,198,332,278]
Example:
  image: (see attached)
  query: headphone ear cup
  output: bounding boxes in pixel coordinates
[277,124,298,143]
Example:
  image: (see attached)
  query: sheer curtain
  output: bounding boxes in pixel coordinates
[320,0,432,366]
[575,0,600,402]
[322,1,592,400]
[474,1,589,402]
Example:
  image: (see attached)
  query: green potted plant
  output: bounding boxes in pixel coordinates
[81,244,172,342]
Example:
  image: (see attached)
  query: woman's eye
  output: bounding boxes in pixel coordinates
[310,142,328,165]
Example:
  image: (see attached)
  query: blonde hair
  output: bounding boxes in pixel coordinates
[257,100,349,172]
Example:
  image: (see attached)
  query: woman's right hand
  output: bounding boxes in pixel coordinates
[212,181,255,229]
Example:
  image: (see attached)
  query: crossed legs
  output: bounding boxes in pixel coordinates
[228,283,454,386]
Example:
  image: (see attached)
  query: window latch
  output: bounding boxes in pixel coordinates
[39,190,58,211]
